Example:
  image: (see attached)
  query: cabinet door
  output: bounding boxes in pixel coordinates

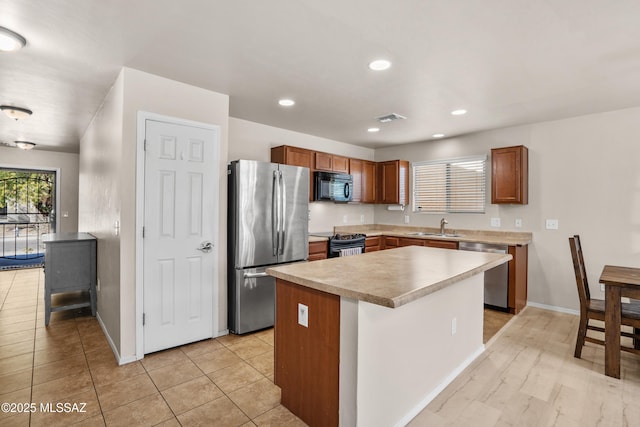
[308,241,328,261]
[315,152,333,171]
[349,159,363,202]
[378,160,409,205]
[398,237,425,247]
[365,236,381,252]
[383,236,399,249]
[271,146,314,201]
[361,161,377,203]
[491,145,528,204]
[332,156,349,173]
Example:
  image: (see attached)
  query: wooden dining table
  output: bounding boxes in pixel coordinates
[598,265,640,378]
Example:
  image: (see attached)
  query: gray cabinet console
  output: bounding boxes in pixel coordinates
[43,232,97,326]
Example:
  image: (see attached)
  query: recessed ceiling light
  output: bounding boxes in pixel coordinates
[15,141,36,150]
[451,109,467,116]
[368,59,391,71]
[0,105,33,120]
[0,26,27,52]
[368,127,380,133]
[278,99,295,107]
[432,133,445,138]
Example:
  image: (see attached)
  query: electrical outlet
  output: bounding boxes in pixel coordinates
[404,215,410,224]
[97,279,101,292]
[298,303,309,328]
[308,210,311,221]
[601,283,605,292]
[360,214,365,224]
[515,218,522,228]
[342,215,348,224]
[491,218,501,227]
[545,219,559,230]
[451,317,457,335]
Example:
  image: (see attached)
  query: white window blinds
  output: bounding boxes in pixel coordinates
[412,156,486,214]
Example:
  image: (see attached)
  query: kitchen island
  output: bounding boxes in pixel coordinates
[267,245,511,427]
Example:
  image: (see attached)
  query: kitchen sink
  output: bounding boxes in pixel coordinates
[405,232,464,238]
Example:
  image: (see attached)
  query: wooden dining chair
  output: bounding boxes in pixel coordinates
[569,235,640,358]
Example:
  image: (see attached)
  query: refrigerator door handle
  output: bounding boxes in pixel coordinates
[279,171,286,255]
[272,170,279,256]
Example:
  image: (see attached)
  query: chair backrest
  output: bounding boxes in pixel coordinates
[569,235,591,309]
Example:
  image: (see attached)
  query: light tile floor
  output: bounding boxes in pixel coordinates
[0,269,517,426]
[0,269,305,426]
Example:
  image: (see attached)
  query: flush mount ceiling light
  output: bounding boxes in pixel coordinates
[278,99,295,107]
[367,127,380,133]
[0,105,33,120]
[0,26,27,52]
[451,109,467,116]
[432,133,445,138]
[368,59,391,71]
[15,141,36,150]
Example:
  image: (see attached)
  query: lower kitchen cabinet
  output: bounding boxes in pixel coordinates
[398,237,425,247]
[365,236,381,252]
[508,245,528,314]
[308,240,328,261]
[425,239,458,250]
[382,236,399,249]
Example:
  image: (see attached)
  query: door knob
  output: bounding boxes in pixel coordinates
[197,241,213,253]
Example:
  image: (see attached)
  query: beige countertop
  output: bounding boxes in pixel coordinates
[267,246,511,308]
[308,235,329,243]
[332,224,532,246]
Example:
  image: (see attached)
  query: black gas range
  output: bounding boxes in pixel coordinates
[309,232,366,257]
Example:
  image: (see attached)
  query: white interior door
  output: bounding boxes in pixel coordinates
[143,119,217,354]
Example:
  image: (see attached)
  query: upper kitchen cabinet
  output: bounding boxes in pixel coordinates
[491,145,528,204]
[271,145,314,169]
[315,152,349,173]
[349,159,377,203]
[377,160,409,205]
[271,145,314,201]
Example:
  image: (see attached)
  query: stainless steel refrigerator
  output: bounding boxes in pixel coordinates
[227,160,309,334]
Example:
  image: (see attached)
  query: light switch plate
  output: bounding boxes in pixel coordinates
[491,218,501,227]
[298,303,308,328]
[403,215,410,224]
[545,219,559,230]
[515,218,522,228]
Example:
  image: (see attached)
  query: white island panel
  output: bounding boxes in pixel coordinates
[340,274,484,427]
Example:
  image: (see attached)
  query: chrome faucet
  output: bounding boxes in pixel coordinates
[440,218,448,235]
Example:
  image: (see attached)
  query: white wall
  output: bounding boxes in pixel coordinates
[229,117,376,231]
[375,107,640,311]
[79,72,124,353]
[79,67,229,361]
[1,146,79,233]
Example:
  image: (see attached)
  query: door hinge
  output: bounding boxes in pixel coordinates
[142,226,145,238]
[143,139,147,151]
[143,313,146,325]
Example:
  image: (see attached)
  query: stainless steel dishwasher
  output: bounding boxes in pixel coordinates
[459,242,509,310]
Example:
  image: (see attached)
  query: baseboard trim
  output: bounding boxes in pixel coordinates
[526,301,579,316]
[394,345,485,427]
[96,311,136,365]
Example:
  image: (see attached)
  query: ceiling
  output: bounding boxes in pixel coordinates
[1,0,640,153]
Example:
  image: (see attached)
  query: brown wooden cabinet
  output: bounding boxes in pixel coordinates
[425,239,458,250]
[382,236,399,249]
[365,236,381,252]
[491,145,528,204]
[315,152,349,173]
[508,245,528,314]
[349,159,377,203]
[308,240,328,261]
[377,160,409,205]
[398,237,425,247]
[271,145,315,201]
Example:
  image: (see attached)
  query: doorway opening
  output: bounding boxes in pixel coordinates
[0,168,56,270]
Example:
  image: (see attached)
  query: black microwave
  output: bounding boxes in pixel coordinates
[314,171,353,202]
